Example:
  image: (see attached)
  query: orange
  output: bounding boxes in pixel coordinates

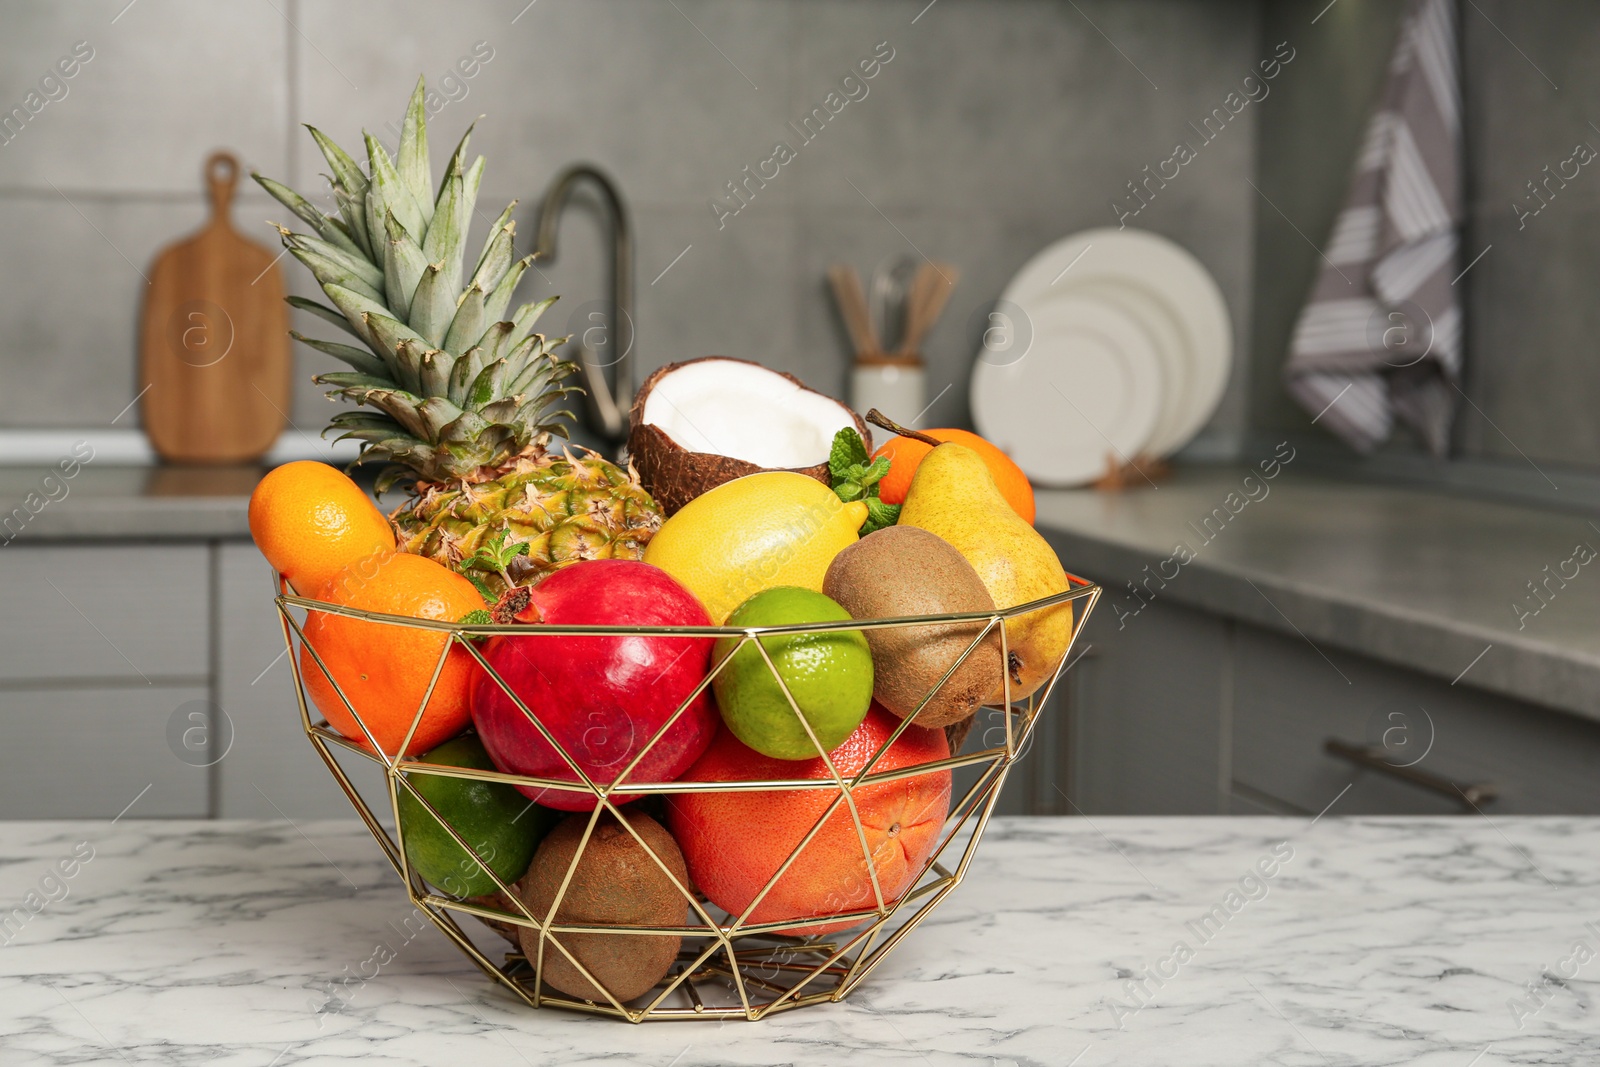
[873,429,1035,524]
[249,460,396,596]
[666,704,950,935]
[300,552,483,758]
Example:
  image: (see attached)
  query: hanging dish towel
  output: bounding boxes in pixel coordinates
[1284,0,1462,455]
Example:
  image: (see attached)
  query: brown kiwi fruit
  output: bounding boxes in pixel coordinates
[519,810,689,1004]
[822,526,1004,728]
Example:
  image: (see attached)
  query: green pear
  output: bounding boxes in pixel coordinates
[898,443,1072,702]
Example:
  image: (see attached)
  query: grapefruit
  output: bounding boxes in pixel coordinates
[666,704,951,935]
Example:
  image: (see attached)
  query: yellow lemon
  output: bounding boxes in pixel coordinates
[643,472,868,623]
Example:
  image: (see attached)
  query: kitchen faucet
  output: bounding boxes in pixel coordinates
[533,164,634,449]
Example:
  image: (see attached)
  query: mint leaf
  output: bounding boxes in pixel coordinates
[829,427,869,482]
[464,572,499,605]
[862,498,901,535]
[831,426,900,535]
[859,455,892,488]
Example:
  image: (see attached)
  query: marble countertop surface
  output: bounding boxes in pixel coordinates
[1,816,1595,1065]
[1035,465,1600,724]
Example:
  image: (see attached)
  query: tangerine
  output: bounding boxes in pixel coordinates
[666,704,950,935]
[873,429,1035,523]
[300,552,483,758]
[249,460,396,596]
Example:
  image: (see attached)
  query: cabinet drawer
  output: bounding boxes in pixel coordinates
[0,684,210,817]
[1232,623,1600,815]
[0,545,209,681]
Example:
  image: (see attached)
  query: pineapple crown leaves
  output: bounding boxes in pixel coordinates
[251,75,579,489]
[828,427,900,535]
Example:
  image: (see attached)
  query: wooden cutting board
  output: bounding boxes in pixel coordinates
[138,151,292,464]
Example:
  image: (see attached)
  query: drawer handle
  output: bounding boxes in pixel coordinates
[1323,738,1498,808]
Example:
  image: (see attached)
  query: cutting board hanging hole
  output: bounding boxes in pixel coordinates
[206,151,239,220]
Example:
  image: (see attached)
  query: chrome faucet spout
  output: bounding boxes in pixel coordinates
[534,164,634,445]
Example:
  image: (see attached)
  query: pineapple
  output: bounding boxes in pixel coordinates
[253,77,660,599]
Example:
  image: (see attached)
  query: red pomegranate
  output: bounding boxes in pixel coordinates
[471,559,718,811]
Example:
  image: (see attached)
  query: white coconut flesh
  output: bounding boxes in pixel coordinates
[639,358,858,469]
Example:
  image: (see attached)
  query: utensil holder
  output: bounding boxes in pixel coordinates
[850,361,926,427]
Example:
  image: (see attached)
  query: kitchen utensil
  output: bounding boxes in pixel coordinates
[996,228,1231,460]
[895,261,959,359]
[827,264,878,360]
[870,255,919,354]
[970,292,1164,487]
[272,570,1101,1021]
[139,152,292,464]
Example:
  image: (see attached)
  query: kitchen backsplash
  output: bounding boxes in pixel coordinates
[0,0,1259,453]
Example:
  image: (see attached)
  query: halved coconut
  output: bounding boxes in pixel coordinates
[628,357,871,515]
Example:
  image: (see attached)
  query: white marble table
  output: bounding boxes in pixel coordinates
[1,816,1594,1065]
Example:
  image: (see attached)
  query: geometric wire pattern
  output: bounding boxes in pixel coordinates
[275,573,1100,1022]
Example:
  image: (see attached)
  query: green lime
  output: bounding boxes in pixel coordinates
[713,586,874,760]
[397,734,555,897]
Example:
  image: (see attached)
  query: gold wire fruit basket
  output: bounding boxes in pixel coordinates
[273,573,1099,1023]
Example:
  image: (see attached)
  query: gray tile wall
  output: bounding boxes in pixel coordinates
[0,0,1263,454]
[1458,0,1600,469]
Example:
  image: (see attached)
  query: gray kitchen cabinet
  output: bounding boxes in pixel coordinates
[0,544,209,682]
[0,683,210,817]
[1061,572,1600,816]
[1065,598,1233,814]
[1231,624,1600,815]
[0,543,212,819]
[214,543,352,819]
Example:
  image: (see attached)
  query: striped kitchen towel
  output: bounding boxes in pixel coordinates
[1284,0,1462,456]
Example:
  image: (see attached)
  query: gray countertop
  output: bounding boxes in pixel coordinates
[8,458,1600,726]
[1035,463,1600,725]
[0,464,256,542]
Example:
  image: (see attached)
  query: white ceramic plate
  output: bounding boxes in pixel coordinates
[1071,278,1191,456]
[998,228,1231,458]
[970,292,1164,487]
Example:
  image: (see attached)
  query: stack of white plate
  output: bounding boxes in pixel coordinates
[970,228,1232,487]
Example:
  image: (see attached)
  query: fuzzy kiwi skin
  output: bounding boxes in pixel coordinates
[519,811,689,1004]
[823,526,1003,728]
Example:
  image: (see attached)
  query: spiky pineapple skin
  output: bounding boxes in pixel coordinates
[393,444,661,599]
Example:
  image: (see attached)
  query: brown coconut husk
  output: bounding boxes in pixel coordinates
[627,356,871,516]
